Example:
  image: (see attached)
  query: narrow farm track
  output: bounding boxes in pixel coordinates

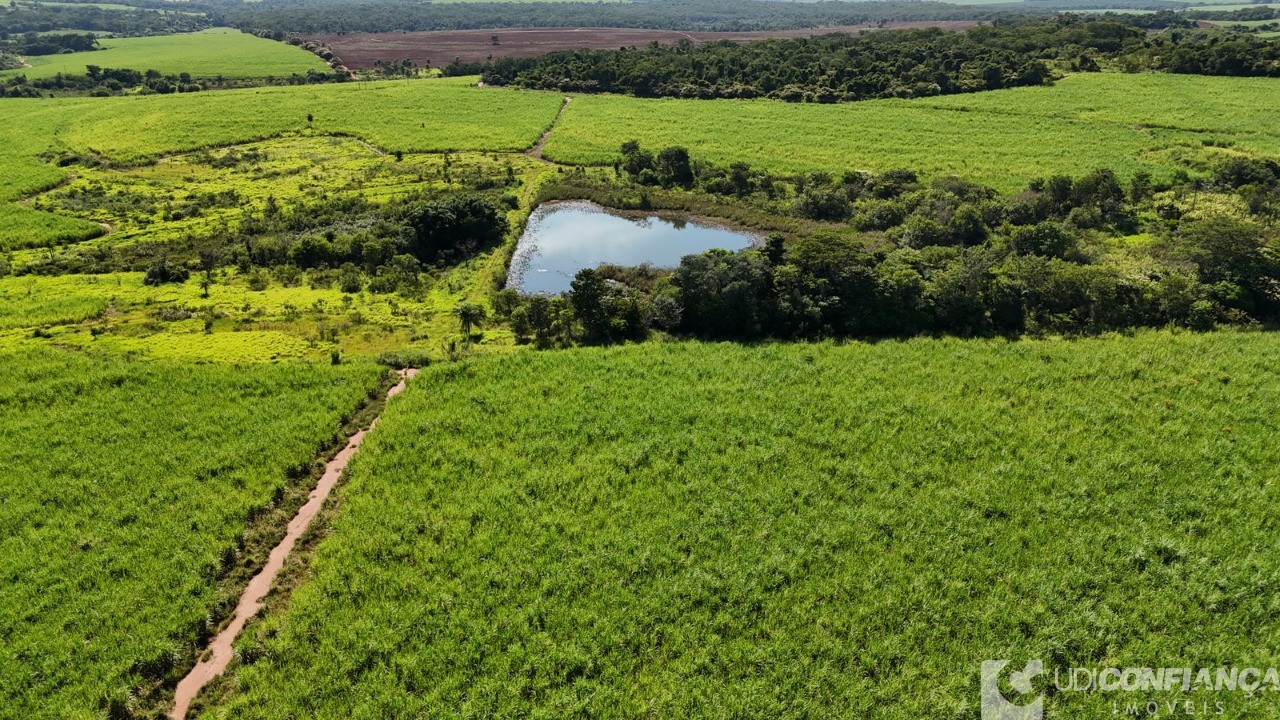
[526,96,572,160]
[168,368,419,720]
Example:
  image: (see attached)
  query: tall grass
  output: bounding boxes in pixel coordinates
[0,347,385,718]
[201,331,1280,719]
[543,73,1280,192]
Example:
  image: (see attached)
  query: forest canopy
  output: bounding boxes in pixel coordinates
[482,18,1280,102]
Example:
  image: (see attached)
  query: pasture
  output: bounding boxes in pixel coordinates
[0,347,386,719]
[193,331,1280,719]
[0,29,326,80]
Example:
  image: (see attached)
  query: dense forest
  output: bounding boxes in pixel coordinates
[484,17,1277,102]
[218,0,1033,36]
[1182,5,1280,21]
[496,144,1280,346]
[0,3,209,36]
[484,19,1148,102]
[0,32,98,56]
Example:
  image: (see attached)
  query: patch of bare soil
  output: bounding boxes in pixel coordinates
[310,22,979,70]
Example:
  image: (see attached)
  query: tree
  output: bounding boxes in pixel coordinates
[620,140,656,180]
[672,249,773,338]
[403,194,507,264]
[1007,221,1075,258]
[454,302,487,338]
[656,146,694,188]
[198,249,218,298]
[794,188,852,222]
[492,288,520,320]
[525,294,555,347]
[1167,215,1278,314]
[143,259,189,286]
[338,262,363,294]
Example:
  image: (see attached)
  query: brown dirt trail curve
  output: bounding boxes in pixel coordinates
[168,368,419,719]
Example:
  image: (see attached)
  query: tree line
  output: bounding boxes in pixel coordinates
[0,2,208,36]
[2,64,343,98]
[483,18,1133,101]
[0,31,98,56]
[217,0,1034,36]
[483,17,1280,102]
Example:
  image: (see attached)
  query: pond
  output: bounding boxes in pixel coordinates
[506,201,758,294]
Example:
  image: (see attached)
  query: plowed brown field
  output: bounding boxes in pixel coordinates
[310,22,979,69]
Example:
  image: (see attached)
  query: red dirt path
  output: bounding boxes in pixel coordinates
[168,368,419,720]
[309,22,979,70]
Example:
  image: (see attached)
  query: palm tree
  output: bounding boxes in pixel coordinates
[454,303,487,339]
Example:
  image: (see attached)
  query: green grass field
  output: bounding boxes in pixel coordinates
[543,73,1280,192]
[1,29,325,81]
[5,72,1280,249]
[192,332,1280,719]
[0,347,386,719]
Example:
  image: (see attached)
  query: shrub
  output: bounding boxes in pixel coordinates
[142,260,189,286]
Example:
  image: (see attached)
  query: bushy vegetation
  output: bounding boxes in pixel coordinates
[0,347,385,719]
[196,333,1280,719]
[487,18,1280,102]
[15,137,526,275]
[1,63,341,99]
[0,31,99,57]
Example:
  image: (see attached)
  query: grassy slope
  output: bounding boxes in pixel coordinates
[0,77,563,249]
[543,73,1280,192]
[0,29,326,80]
[200,332,1280,719]
[0,347,386,719]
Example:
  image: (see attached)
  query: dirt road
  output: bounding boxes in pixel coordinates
[168,368,419,719]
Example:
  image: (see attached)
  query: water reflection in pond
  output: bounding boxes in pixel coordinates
[507,201,757,294]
